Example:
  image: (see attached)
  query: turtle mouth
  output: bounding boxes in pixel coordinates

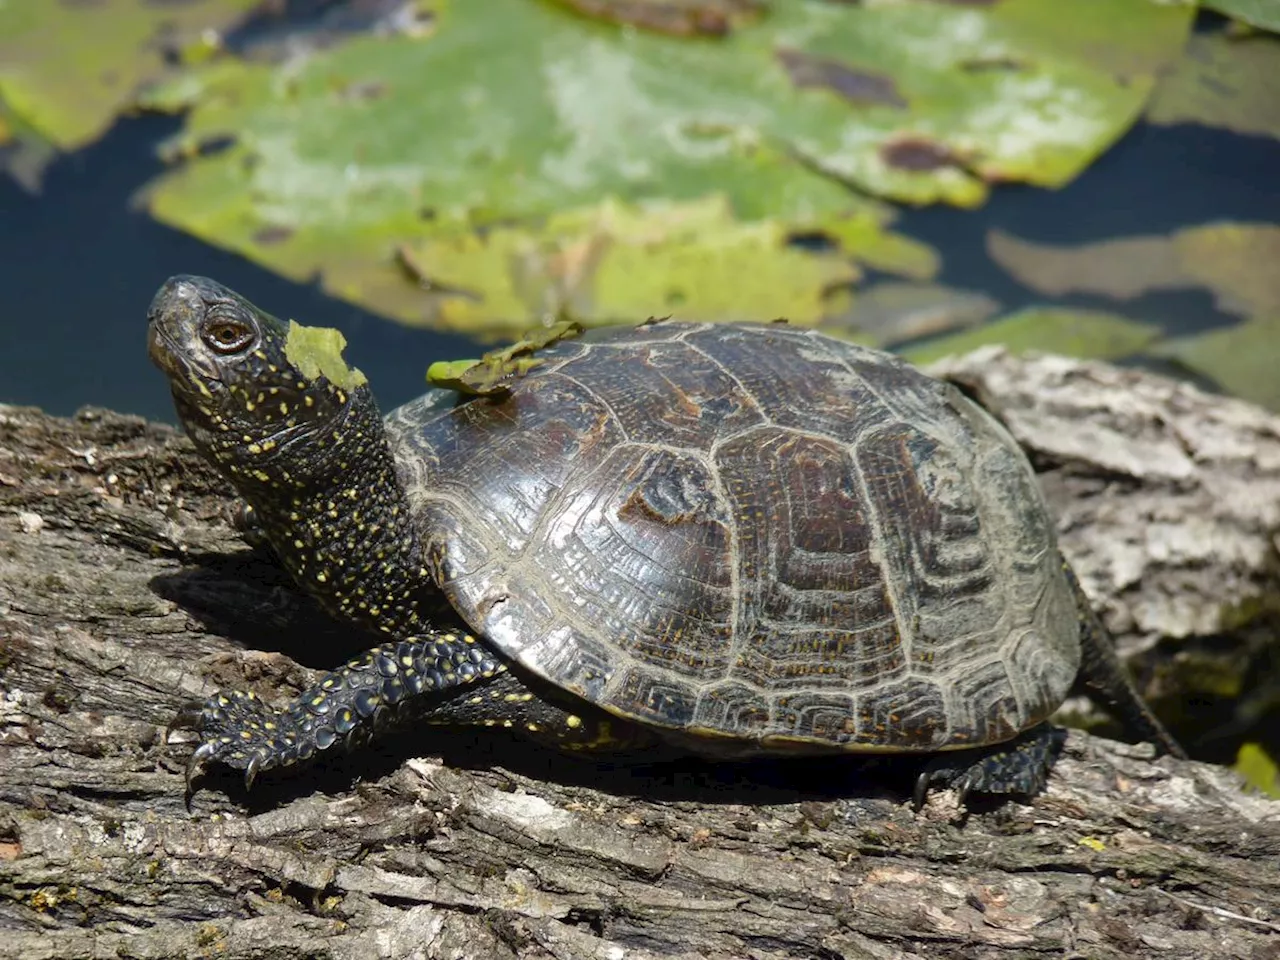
[147,322,222,396]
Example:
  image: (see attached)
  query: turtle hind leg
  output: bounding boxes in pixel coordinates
[1062,556,1187,759]
[912,723,1066,810]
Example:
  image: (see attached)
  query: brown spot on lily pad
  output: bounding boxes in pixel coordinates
[548,0,764,37]
[778,49,907,109]
[959,56,1025,73]
[338,80,388,102]
[253,225,295,246]
[881,137,963,172]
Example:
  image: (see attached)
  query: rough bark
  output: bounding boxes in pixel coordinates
[1,349,1279,960]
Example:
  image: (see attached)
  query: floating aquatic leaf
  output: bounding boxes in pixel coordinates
[1173,223,1280,318]
[902,307,1160,366]
[810,214,940,281]
[140,0,1190,333]
[398,196,857,335]
[1146,31,1280,140]
[1151,314,1280,412]
[0,101,57,192]
[987,223,1280,318]
[546,0,765,36]
[1202,0,1280,33]
[821,282,999,347]
[0,0,259,150]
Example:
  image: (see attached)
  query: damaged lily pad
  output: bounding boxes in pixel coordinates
[1151,314,1280,413]
[546,0,765,36]
[1202,0,1280,33]
[901,306,1159,366]
[140,0,1189,334]
[397,196,857,335]
[820,282,999,348]
[0,0,259,151]
[988,223,1280,318]
[1146,30,1280,140]
[987,224,1280,408]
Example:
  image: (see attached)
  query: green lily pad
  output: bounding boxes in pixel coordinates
[1146,30,1280,140]
[901,306,1160,366]
[1151,314,1280,412]
[140,0,1190,332]
[810,214,940,281]
[821,282,999,348]
[547,0,765,36]
[0,0,259,151]
[0,101,58,193]
[987,223,1280,318]
[1202,0,1280,33]
[398,196,857,335]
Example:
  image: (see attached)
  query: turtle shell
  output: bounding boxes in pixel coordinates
[386,322,1080,754]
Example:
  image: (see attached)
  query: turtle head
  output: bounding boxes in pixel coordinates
[148,275,372,483]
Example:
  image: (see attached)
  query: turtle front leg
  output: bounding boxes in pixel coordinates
[169,630,504,794]
[169,631,655,797]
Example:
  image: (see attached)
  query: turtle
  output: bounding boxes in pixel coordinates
[148,275,1184,806]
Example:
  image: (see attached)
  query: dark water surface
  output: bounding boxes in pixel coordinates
[1,112,1277,423]
[0,113,481,423]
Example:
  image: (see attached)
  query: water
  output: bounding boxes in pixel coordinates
[0,113,480,423]
[895,121,1280,341]
[0,111,1277,422]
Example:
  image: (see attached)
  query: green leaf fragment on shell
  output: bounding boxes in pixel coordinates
[427,321,585,396]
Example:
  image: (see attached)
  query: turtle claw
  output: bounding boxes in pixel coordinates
[166,701,207,740]
[165,689,298,800]
[245,753,263,791]
[912,725,1064,811]
[183,741,220,804]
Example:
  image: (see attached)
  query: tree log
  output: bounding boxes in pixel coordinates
[1,349,1278,960]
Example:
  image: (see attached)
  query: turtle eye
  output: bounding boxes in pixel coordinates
[201,317,256,355]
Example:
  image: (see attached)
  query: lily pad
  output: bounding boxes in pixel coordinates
[987,223,1280,318]
[821,282,999,348]
[1202,0,1280,33]
[901,306,1160,366]
[1151,314,1280,412]
[1146,30,1280,140]
[0,102,57,193]
[140,0,1191,332]
[0,0,259,150]
[809,214,940,281]
[397,196,857,335]
[546,0,765,36]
